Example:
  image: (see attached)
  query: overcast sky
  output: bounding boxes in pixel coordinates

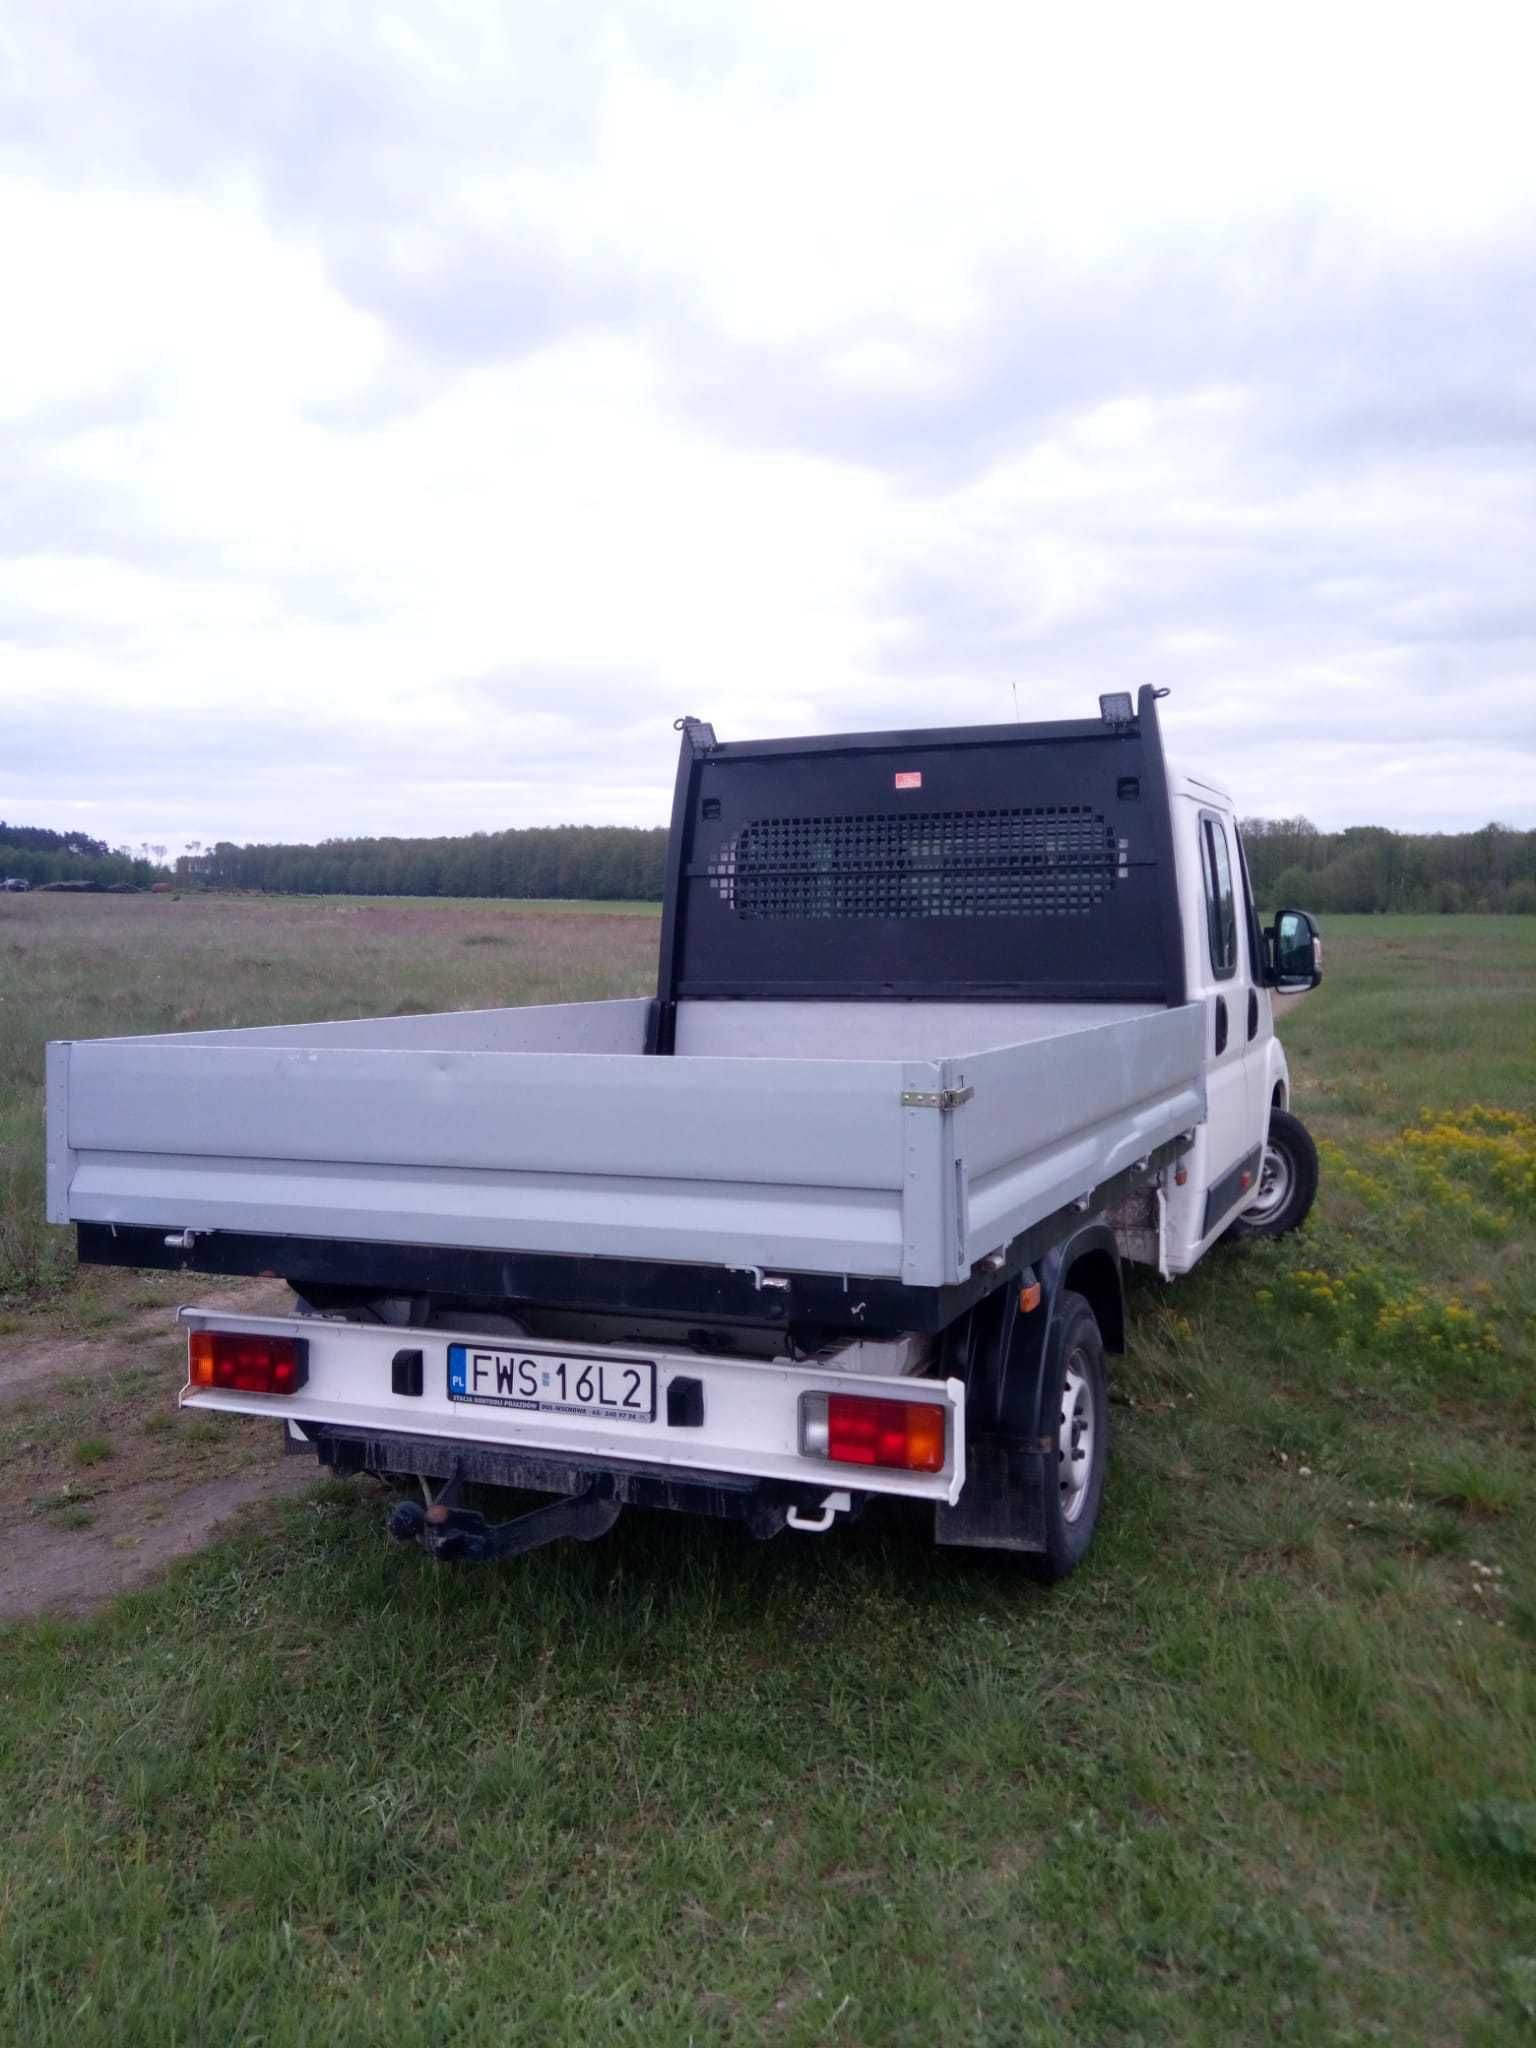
[3,1,1534,853]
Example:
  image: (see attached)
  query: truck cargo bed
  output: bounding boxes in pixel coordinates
[48,997,1204,1289]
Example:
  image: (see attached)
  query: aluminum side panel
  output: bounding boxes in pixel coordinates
[958,1006,1203,1179]
[951,1005,1205,1262]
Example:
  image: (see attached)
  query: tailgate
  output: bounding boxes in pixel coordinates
[48,1036,919,1278]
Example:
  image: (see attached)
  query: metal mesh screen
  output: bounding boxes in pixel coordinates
[707,806,1125,920]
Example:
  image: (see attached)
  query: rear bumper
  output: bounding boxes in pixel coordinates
[179,1307,967,1507]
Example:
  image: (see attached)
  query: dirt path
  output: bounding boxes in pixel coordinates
[0,1278,320,1622]
[0,1464,316,1622]
[0,1281,293,1398]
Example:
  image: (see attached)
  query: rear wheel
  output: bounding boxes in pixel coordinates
[1024,1290,1109,1583]
[1230,1108,1319,1239]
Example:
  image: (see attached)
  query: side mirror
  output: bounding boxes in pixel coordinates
[1267,908,1322,993]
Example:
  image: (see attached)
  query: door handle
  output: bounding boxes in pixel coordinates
[1247,988,1259,1040]
[1214,996,1229,1055]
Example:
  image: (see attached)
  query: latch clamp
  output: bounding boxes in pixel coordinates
[900,1086,976,1111]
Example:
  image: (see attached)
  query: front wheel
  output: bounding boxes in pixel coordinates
[1230,1107,1319,1239]
[1024,1290,1110,1583]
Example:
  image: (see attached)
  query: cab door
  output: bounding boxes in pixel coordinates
[1184,803,1265,1246]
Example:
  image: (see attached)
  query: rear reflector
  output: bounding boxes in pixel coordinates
[800,1392,946,1473]
[188,1330,309,1395]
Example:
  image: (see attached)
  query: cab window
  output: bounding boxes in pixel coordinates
[1233,826,1262,980]
[1200,815,1238,981]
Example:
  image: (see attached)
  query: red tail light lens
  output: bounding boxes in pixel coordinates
[800,1392,946,1473]
[188,1330,309,1395]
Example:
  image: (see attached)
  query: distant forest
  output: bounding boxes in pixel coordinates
[5,816,1535,914]
[0,823,161,890]
[1238,819,1536,916]
[178,824,668,901]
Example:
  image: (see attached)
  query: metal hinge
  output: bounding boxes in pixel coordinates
[900,1086,975,1111]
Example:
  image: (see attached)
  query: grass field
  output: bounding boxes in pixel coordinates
[2,904,1534,2043]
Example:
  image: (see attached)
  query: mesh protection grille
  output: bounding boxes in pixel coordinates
[708,807,1124,920]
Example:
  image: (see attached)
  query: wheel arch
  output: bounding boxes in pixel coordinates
[1263,1038,1291,1115]
[997,1221,1124,1446]
[933,1219,1121,1559]
[940,1219,1124,1445]
[1059,1235,1126,1356]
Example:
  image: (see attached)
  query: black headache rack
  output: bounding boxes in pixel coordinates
[646,683,1184,1051]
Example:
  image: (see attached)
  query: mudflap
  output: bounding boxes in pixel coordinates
[933,1436,1050,1552]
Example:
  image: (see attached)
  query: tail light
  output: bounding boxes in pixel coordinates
[800,1392,947,1473]
[188,1330,309,1395]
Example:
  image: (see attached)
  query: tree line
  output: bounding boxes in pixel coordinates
[0,823,161,890]
[1240,819,1536,915]
[177,824,668,901]
[7,814,1535,914]
[176,816,1536,912]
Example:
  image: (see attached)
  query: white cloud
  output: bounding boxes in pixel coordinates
[0,0,1533,846]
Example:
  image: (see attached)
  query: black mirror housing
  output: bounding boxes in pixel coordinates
[1267,908,1322,992]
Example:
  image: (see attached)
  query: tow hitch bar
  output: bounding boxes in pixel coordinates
[387,1472,622,1562]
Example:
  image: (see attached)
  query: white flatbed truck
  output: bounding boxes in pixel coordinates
[46,688,1322,1577]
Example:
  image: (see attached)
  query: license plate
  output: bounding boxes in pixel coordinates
[446,1344,656,1422]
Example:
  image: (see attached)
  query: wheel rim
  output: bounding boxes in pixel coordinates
[1246,1140,1292,1222]
[1057,1349,1096,1524]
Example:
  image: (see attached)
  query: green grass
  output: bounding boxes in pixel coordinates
[1,911,1534,2042]
[1280,915,1536,1134]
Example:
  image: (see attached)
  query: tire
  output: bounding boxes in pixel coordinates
[1229,1107,1319,1239]
[1023,1290,1110,1583]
